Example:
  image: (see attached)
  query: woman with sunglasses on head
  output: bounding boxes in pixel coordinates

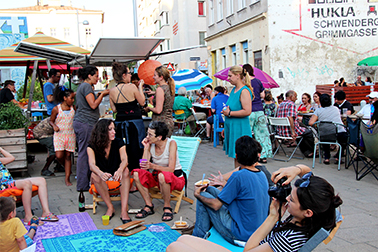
[109,62,146,173]
[167,164,343,252]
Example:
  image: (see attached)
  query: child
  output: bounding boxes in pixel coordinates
[0,197,38,252]
[50,86,76,186]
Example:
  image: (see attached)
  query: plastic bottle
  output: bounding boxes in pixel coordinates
[79,190,85,212]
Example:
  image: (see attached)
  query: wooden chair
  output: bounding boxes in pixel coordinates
[148,136,201,214]
[90,179,133,214]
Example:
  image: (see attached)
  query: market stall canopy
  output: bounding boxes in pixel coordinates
[0,31,90,66]
[84,37,206,65]
[357,56,378,66]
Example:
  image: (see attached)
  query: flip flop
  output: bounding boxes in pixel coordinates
[24,215,44,226]
[40,213,59,222]
[41,170,55,176]
[103,212,115,220]
[120,217,132,224]
[287,142,297,147]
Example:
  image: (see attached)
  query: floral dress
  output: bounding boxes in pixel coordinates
[0,161,15,191]
[152,85,174,137]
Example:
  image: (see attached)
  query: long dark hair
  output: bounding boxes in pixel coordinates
[276,175,343,238]
[112,62,128,83]
[88,119,114,157]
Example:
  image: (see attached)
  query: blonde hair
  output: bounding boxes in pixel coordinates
[155,66,175,96]
[229,65,254,100]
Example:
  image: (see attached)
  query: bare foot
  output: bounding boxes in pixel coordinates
[65,180,73,186]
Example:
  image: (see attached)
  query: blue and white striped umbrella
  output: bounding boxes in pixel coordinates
[172,69,212,92]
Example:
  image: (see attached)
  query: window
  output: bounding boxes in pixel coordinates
[242,41,248,64]
[64,28,70,39]
[160,11,169,25]
[159,44,163,52]
[199,32,206,45]
[238,0,246,9]
[198,1,206,16]
[154,20,161,33]
[212,51,217,74]
[50,28,56,37]
[209,0,214,24]
[217,0,223,21]
[85,28,91,36]
[254,50,262,70]
[221,48,226,69]
[166,39,170,50]
[231,45,237,65]
[227,0,233,16]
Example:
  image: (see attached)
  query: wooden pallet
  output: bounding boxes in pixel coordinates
[316,84,378,105]
[0,128,27,172]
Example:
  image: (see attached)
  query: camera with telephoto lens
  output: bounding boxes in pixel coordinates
[268,177,292,203]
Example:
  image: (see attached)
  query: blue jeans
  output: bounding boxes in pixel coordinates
[193,186,238,245]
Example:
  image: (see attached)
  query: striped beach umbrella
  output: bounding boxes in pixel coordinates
[172,69,212,92]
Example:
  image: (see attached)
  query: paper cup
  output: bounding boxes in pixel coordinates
[102,215,110,226]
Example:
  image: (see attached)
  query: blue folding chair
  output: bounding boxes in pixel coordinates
[148,136,201,213]
[213,114,224,147]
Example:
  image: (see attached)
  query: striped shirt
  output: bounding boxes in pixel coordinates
[259,227,308,252]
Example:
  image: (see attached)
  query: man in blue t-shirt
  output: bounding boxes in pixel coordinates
[203,86,229,141]
[193,136,270,244]
[43,69,61,115]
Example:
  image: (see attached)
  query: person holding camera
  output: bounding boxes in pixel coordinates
[167,164,343,252]
[192,136,270,245]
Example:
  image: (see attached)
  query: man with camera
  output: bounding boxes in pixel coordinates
[192,136,270,245]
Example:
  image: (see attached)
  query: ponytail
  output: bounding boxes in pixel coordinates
[167,77,175,96]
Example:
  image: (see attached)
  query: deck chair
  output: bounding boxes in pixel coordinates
[355,121,378,181]
[173,110,188,136]
[190,108,207,138]
[268,117,305,162]
[311,121,348,171]
[213,114,224,147]
[90,179,134,214]
[345,117,360,170]
[148,136,201,213]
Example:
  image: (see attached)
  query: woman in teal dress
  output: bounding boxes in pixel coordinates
[222,65,254,167]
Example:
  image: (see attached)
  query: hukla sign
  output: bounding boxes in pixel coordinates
[308,0,378,38]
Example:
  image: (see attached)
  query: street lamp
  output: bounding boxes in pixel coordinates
[76,10,89,47]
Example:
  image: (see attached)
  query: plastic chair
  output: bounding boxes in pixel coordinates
[173,110,188,136]
[31,112,43,121]
[268,117,304,162]
[213,114,224,147]
[311,121,348,171]
[148,136,201,213]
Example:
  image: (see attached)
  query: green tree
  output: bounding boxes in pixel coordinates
[16,77,45,102]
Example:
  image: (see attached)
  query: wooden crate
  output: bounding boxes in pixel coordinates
[0,128,27,172]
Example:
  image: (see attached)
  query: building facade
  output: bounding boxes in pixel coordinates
[137,0,208,72]
[206,0,378,96]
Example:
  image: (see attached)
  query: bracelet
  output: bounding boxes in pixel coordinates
[228,110,231,117]
[295,165,302,174]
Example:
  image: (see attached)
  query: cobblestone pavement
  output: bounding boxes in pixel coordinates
[16,140,378,251]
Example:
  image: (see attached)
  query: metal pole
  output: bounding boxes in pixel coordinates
[67,63,71,90]
[23,60,30,99]
[132,0,138,37]
[27,61,39,120]
[76,10,81,47]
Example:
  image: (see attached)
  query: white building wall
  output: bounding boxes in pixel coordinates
[268,0,378,97]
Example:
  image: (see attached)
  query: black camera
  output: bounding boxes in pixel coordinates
[268,177,292,203]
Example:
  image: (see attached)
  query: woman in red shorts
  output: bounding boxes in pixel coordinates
[133,121,185,222]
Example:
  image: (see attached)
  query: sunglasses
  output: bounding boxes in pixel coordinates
[299,172,313,188]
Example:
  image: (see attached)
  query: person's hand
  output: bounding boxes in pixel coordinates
[271,166,300,186]
[291,131,297,140]
[194,184,209,198]
[269,198,288,220]
[141,138,150,148]
[221,129,225,138]
[144,106,151,112]
[100,171,112,182]
[209,171,226,187]
[53,126,60,132]
[140,160,150,170]
[113,168,123,181]
[139,79,145,88]
[102,89,110,96]
[145,90,155,96]
[221,106,230,116]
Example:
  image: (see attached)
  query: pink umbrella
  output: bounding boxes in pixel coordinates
[213,65,280,89]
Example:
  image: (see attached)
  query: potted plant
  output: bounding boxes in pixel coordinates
[0,102,30,172]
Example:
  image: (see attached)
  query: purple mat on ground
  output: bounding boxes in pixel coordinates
[25,212,97,252]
